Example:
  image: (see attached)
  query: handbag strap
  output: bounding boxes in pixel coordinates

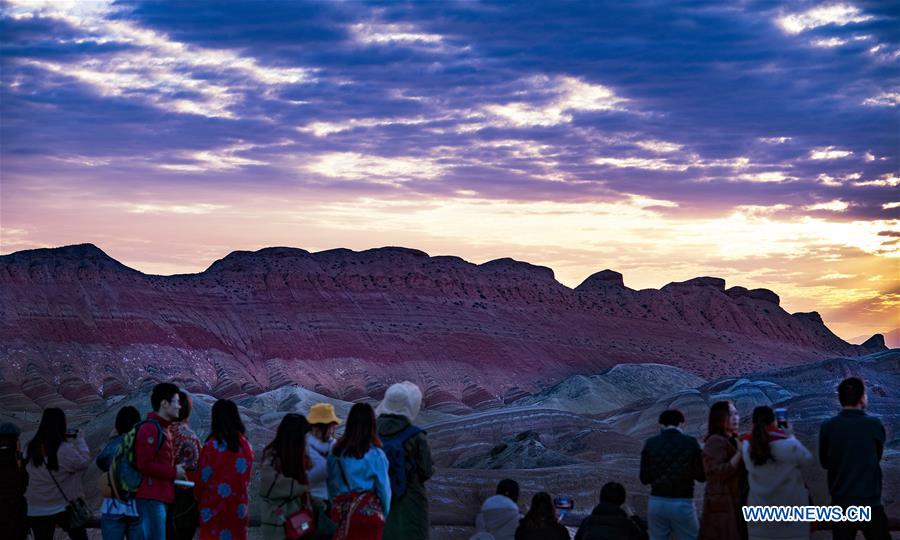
[48,468,72,505]
[265,467,281,499]
[269,466,313,511]
[340,491,368,537]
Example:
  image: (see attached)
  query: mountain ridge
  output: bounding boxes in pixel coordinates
[0,243,886,413]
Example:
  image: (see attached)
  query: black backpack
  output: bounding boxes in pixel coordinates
[380,425,423,498]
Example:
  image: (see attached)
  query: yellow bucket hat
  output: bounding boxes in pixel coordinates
[307,403,341,425]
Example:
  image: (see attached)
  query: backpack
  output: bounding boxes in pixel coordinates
[380,424,423,499]
[111,419,164,501]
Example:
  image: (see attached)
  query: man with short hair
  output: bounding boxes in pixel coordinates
[474,478,522,540]
[819,377,889,540]
[136,382,185,540]
[575,482,648,540]
[639,409,705,540]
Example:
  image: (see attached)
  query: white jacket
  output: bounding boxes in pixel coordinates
[475,494,522,540]
[742,432,814,539]
[306,433,334,501]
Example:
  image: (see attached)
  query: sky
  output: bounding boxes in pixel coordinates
[0,0,897,344]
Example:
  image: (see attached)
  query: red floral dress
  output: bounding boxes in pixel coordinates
[195,434,254,540]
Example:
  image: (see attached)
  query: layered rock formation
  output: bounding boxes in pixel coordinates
[0,244,885,410]
[4,351,895,536]
[515,363,705,414]
[428,350,899,531]
[454,430,581,469]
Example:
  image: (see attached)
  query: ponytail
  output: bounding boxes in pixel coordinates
[749,406,775,466]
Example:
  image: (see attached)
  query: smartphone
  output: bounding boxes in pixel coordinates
[774,408,788,428]
[65,429,79,439]
[553,496,574,511]
[554,495,574,520]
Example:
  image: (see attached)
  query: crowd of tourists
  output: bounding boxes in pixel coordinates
[0,376,889,540]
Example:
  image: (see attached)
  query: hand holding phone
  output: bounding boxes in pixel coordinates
[553,496,574,521]
[774,408,788,429]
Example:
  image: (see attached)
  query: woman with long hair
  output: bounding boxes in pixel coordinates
[24,408,91,540]
[259,413,330,540]
[327,403,391,540]
[514,492,570,540]
[96,406,142,540]
[742,406,813,540]
[699,400,747,540]
[196,399,254,540]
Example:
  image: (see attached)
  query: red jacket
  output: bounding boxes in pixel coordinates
[135,412,176,503]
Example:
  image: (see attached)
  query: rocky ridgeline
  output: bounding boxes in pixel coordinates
[0,244,886,411]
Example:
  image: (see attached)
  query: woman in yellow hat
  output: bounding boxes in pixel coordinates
[306,403,341,502]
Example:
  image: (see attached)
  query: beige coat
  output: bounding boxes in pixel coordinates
[24,438,90,516]
[258,457,313,540]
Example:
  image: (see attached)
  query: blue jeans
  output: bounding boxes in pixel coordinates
[101,513,143,540]
[136,499,167,540]
[648,496,699,540]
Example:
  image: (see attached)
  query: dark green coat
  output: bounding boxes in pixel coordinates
[377,414,435,540]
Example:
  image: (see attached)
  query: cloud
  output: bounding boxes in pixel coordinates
[816,272,856,280]
[6,0,314,119]
[758,137,792,144]
[812,37,848,48]
[593,156,688,172]
[867,44,900,63]
[737,171,795,183]
[862,91,900,107]
[853,174,899,187]
[635,140,683,153]
[734,204,793,217]
[350,22,444,46]
[0,227,34,251]
[157,143,270,172]
[777,4,874,35]
[119,203,228,215]
[482,75,627,128]
[817,174,843,187]
[305,152,445,184]
[809,146,853,160]
[805,199,849,212]
[826,286,900,337]
[299,116,432,137]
